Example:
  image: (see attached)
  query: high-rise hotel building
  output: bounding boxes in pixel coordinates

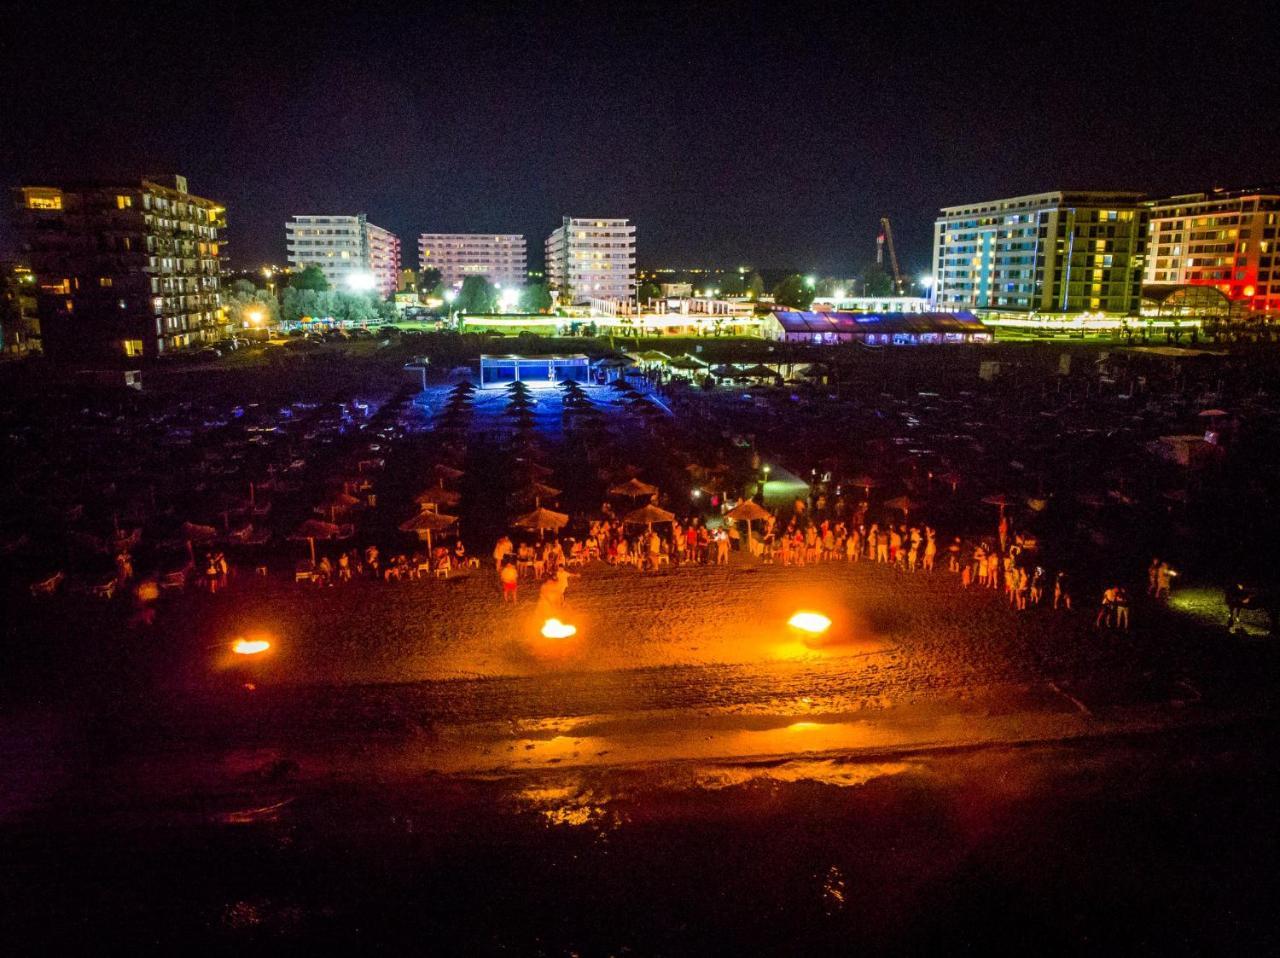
[545,217,635,304]
[13,174,226,360]
[1144,188,1280,316]
[418,234,526,288]
[932,191,1147,315]
[285,214,401,298]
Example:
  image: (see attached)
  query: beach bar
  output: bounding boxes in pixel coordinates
[478,354,591,389]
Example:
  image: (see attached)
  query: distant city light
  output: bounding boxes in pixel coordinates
[920,274,935,289]
[500,287,520,310]
[444,289,458,303]
[804,275,816,288]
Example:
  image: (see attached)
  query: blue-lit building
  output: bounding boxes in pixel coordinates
[478,353,591,388]
[766,311,990,345]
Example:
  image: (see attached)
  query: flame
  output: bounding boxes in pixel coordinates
[232,638,271,655]
[541,618,577,639]
[788,611,832,635]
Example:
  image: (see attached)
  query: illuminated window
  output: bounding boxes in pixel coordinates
[25,192,63,210]
[122,339,145,357]
[99,277,113,287]
[116,195,133,209]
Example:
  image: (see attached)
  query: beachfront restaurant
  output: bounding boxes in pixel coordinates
[766,310,991,345]
[478,353,591,388]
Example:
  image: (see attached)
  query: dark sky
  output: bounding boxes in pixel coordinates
[1,0,1276,276]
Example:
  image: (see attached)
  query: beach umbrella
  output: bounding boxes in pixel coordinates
[981,493,1014,516]
[315,489,360,520]
[414,487,461,508]
[668,354,709,372]
[398,510,457,550]
[290,518,342,564]
[512,506,570,539]
[634,349,673,365]
[848,475,881,498]
[622,503,676,530]
[432,463,465,482]
[609,477,659,499]
[738,364,777,380]
[935,470,963,494]
[883,495,918,519]
[726,499,773,551]
[1198,408,1228,418]
[513,481,562,506]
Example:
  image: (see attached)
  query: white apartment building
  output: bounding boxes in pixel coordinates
[545,217,636,304]
[418,233,527,288]
[932,191,1147,314]
[1144,188,1280,316]
[285,214,401,298]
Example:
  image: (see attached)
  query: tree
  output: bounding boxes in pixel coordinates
[226,282,281,329]
[859,262,895,297]
[637,281,661,305]
[519,282,553,313]
[280,287,334,324]
[745,272,765,300]
[288,265,331,292]
[772,274,815,310]
[455,275,498,314]
[417,267,442,294]
[718,272,746,297]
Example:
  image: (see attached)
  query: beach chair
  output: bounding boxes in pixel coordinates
[294,561,315,583]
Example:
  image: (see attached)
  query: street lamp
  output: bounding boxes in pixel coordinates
[805,275,817,288]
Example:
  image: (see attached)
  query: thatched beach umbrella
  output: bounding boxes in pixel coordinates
[623,503,676,530]
[290,518,343,564]
[414,487,461,508]
[883,495,918,520]
[726,499,773,551]
[398,510,457,550]
[848,475,882,499]
[609,477,659,499]
[512,506,569,539]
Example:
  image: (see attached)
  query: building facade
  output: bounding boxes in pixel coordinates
[418,234,527,288]
[933,191,1148,315]
[545,217,635,304]
[1144,188,1280,317]
[0,261,41,358]
[285,214,400,298]
[13,174,225,360]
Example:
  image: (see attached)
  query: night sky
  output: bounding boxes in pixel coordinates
[1,0,1275,275]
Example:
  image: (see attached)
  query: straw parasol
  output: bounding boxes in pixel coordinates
[726,499,773,551]
[414,487,461,508]
[512,506,569,539]
[848,475,881,498]
[290,518,343,564]
[622,503,676,530]
[432,463,465,482]
[609,477,659,499]
[883,495,918,519]
[981,493,1014,516]
[514,481,562,506]
[398,510,457,550]
[668,354,710,372]
[315,490,360,520]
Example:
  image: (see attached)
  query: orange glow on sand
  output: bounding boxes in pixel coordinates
[541,619,578,639]
[788,611,832,635]
[232,638,271,655]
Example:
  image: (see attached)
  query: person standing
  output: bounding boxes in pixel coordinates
[493,535,513,573]
[1053,571,1072,610]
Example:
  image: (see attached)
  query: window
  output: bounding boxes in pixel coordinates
[99,277,113,287]
[122,339,145,357]
[26,193,62,210]
[116,195,133,209]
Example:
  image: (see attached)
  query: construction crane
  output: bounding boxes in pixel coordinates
[877,217,906,296]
